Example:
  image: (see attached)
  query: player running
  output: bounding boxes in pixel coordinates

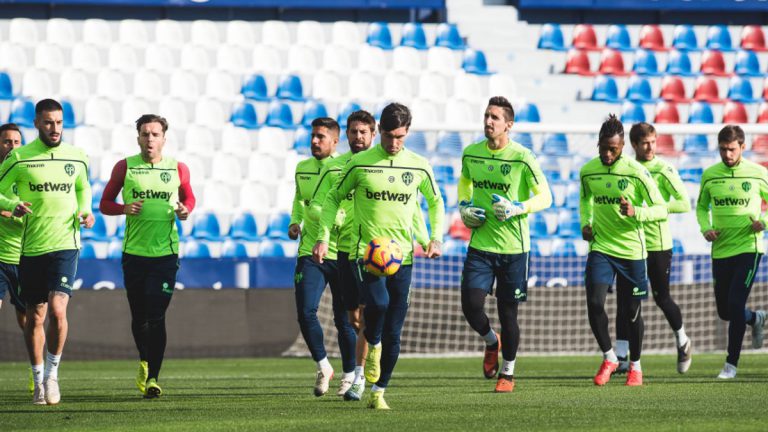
[696,124,767,379]
[0,99,94,405]
[580,115,666,387]
[458,96,552,393]
[289,117,356,397]
[313,103,444,409]
[100,114,196,398]
[614,122,692,374]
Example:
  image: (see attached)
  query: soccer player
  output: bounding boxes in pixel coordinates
[313,102,444,410]
[696,125,767,379]
[289,117,356,397]
[614,122,692,374]
[457,96,552,393]
[100,114,195,398]
[0,99,94,405]
[579,114,666,387]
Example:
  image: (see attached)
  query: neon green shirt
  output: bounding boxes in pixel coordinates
[459,139,552,254]
[696,159,768,259]
[0,181,22,264]
[122,155,181,257]
[317,145,444,265]
[639,157,691,252]
[292,153,339,259]
[0,138,91,256]
[579,155,667,260]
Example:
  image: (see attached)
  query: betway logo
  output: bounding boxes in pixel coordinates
[365,188,411,204]
[713,197,750,207]
[472,179,510,193]
[132,189,172,200]
[28,182,72,193]
[594,196,622,205]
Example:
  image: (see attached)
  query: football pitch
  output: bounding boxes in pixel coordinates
[1,354,766,432]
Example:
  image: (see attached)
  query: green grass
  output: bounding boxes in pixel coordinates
[1,354,767,431]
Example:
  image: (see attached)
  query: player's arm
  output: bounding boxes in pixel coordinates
[306,164,338,223]
[457,172,485,228]
[288,175,304,240]
[662,167,691,214]
[74,154,94,228]
[99,159,128,215]
[520,153,553,213]
[0,156,22,213]
[579,171,594,240]
[175,161,195,220]
[313,164,356,262]
[631,170,667,223]
[419,164,445,258]
[695,177,716,240]
[754,168,768,230]
[412,207,429,250]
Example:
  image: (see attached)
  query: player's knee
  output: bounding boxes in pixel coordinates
[297,306,319,324]
[715,303,730,321]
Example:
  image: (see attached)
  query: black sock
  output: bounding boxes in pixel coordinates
[146,317,167,380]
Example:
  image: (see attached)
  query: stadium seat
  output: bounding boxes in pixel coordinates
[758,102,768,123]
[488,74,518,99]
[311,70,343,101]
[169,70,201,101]
[266,213,291,240]
[106,239,123,259]
[672,24,699,51]
[347,71,379,101]
[292,126,311,155]
[221,240,250,258]
[230,102,260,130]
[722,101,749,123]
[706,25,734,52]
[598,49,629,76]
[537,23,566,51]
[192,213,222,241]
[0,71,17,100]
[672,238,684,255]
[688,101,715,123]
[79,242,97,259]
[226,20,256,48]
[606,24,632,51]
[563,49,594,75]
[436,132,464,156]
[462,49,493,75]
[444,99,475,124]
[400,22,428,50]
[529,213,549,238]
[516,102,541,123]
[71,43,102,70]
[155,20,184,47]
[639,24,666,51]
[551,239,578,257]
[511,132,534,150]
[741,25,767,52]
[448,217,471,241]
[229,212,260,241]
[620,101,646,124]
[366,22,394,50]
[752,134,768,153]
[590,75,620,102]
[625,75,655,103]
[81,213,108,241]
[443,238,468,256]
[83,18,113,47]
[433,165,456,185]
[287,45,319,74]
[252,44,283,74]
[61,100,77,129]
[259,239,286,257]
[322,45,354,73]
[301,101,328,127]
[337,101,362,128]
[542,133,568,155]
[700,50,730,76]
[262,20,291,49]
[357,45,388,73]
[734,49,764,77]
[118,19,148,47]
[660,76,688,102]
[632,49,661,76]
[189,20,220,48]
[417,72,449,103]
[565,185,580,209]
[276,74,305,101]
[693,76,724,103]
[572,24,599,51]
[95,69,127,101]
[666,50,695,76]
[46,18,76,47]
[727,76,760,103]
[654,101,681,124]
[9,98,35,128]
[529,240,542,257]
[133,70,164,99]
[265,101,295,129]
[120,97,151,126]
[295,21,328,48]
[436,23,465,50]
[216,46,248,75]
[184,240,212,258]
[683,135,709,153]
[407,130,428,155]
[0,43,28,73]
[21,70,53,99]
[656,134,678,156]
[241,74,270,101]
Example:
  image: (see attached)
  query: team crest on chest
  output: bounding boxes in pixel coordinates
[160,171,172,184]
[64,163,75,177]
[401,171,413,185]
[500,164,511,175]
[742,181,752,192]
[388,176,395,183]
[617,178,628,191]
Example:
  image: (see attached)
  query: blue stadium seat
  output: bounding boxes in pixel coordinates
[542,133,568,155]
[543,169,561,182]
[185,240,211,258]
[605,24,632,51]
[407,130,428,154]
[551,239,578,257]
[529,213,549,238]
[537,23,566,51]
[221,240,249,258]
[259,239,286,257]
[706,25,734,52]
[301,100,328,127]
[565,187,579,209]
[0,72,14,100]
[9,98,35,128]
[673,238,684,255]
[443,238,468,256]
[462,49,493,75]
[107,239,123,259]
[61,100,77,128]
[229,212,260,241]
[682,136,709,154]
[433,165,456,184]
[672,24,699,51]
[90,180,104,210]
[266,212,291,239]
[81,213,108,241]
[727,76,760,103]
[436,131,463,156]
[192,212,222,241]
[337,101,362,128]
[400,22,428,50]
[366,22,393,50]
[230,102,259,129]
[688,102,715,124]
[620,101,646,123]
[241,74,270,101]
[516,102,540,123]
[79,242,97,259]
[276,74,305,101]
[625,76,655,104]
[632,49,661,76]
[557,215,581,238]
[265,100,294,129]
[591,75,620,103]
[529,240,542,257]
[176,218,188,240]
[734,50,764,77]
[511,132,534,150]
[292,126,311,155]
[435,23,465,50]
[116,221,125,238]
[665,50,695,76]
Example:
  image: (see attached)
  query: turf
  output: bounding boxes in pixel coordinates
[0,354,766,431]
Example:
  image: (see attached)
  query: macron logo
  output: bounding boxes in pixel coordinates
[472,179,510,193]
[28,182,72,193]
[594,196,622,205]
[713,197,750,207]
[365,188,411,205]
[132,189,172,200]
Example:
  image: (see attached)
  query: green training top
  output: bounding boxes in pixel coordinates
[122,154,181,257]
[0,180,22,264]
[696,158,768,259]
[460,139,551,254]
[0,138,91,256]
[639,157,691,252]
[317,144,444,266]
[292,153,338,259]
[579,155,667,260]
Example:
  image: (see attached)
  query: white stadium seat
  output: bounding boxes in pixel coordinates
[34,45,66,71]
[331,21,362,48]
[119,97,152,126]
[0,43,29,72]
[216,46,248,75]
[179,44,211,73]
[118,19,149,47]
[96,69,128,101]
[46,18,76,47]
[158,97,190,128]
[168,70,201,101]
[83,19,114,46]
[252,44,283,74]
[21,70,54,100]
[190,20,221,48]
[261,20,291,49]
[71,43,103,70]
[155,20,185,47]
[225,20,257,48]
[108,43,139,73]
[296,20,326,49]
[59,69,91,100]
[84,97,116,127]
[9,18,40,46]
[132,70,164,99]
[286,45,319,74]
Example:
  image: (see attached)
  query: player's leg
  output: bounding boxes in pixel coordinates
[359,262,388,385]
[19,254,50,404]
[0,263,31,393]
[338,251,366,400]
[615,268,645,386]
[122,253,150,393]
[647,250,691,373]
[614,275,630,374]
[324,260,356,395]
[142,254,178,399]
[492,251,528,393]
[721,253,762,379]
[711,256,737,378]
[460,248,499,379]
[585,252,618,385]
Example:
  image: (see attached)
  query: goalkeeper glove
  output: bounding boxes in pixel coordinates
[491,194,525,221]
[459,200,486,228]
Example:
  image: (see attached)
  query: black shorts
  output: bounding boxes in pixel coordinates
[338,251,364,310]
[122,253,180,298]
[19,249,79,305]
[461,247,529,302]
[585,251,649,300]
[0,261,24,312]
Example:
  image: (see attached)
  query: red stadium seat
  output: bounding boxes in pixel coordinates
[639,24,667,51]
[722,101,749,123]
[763,77,768,100]
[564,49,595,75]
[741,25,768,52]
[752,135,768,154]
[448,217,471,241]
[654,101,680,123]
[700,50,730,76]
[597,48,629,76]
[660,76,688,102]
[572,24,599,51]
[655,134,678,156]
[757,102,768,123]
[693,76,724,103]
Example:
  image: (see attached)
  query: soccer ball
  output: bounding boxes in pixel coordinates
[363,237,403,277]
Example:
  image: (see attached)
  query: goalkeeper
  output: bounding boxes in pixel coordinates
[457,96,552,393]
